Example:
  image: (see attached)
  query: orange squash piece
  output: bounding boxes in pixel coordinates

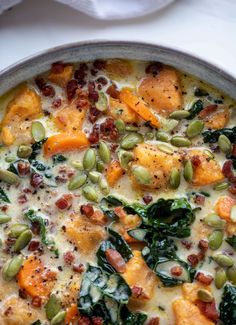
[48,64,73,88]
[44,132,89,157]
[182,283,211,303]
[106,160,124,187]
[215,196,236,222]
[65,303,78,325]
[109,97,139,123]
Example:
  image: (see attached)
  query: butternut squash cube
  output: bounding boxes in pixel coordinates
[48,64,73,88]
[109,98,138,123]
[182,283,211,303]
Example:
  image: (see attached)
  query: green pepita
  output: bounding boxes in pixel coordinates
[31,121,45,142]
[156,143,174,154]
[96,161,105,173]
[83,148,96,171]
[2,255,24,281]
[120,132,143,150]
[197,289,213,302]
[8,223,29,238]
[0,169,20,185]
[95,92,108,111]
[227,267,236,285]
[82,186,98,202]
[115,119,126,133]
[218,134,232,154]
[204,149,215,159]
[70,160,83,170]
[156,131,169,143]
[186,120,204,138]
[183,160,193,182]
[13,229,32,252]
[230,204,236,222]
[213,253,234,267]
[5,156,17,163]
[169,110,191,120]
[162,119,179,132]
[215,269,227,289]
[125,125,139,132]
[208,230,223,250]
[45,294,61,320]
[169,168,181,189]
[118,150,134,170]
[99,178,110,195]
[68,173,87,190]
[131,165,152,185]
[88,171,101,183]
[98,141,111,163]
[51,310,66,325]
[145,132,155,140]
[171,136,191,147]
[0,213,11,224]
[213,182,229,191]
[203,213,226,229]
[17,145,33,158]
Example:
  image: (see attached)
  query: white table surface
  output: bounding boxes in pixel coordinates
[0,0,236,79]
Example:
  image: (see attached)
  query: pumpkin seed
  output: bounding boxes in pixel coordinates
[120,132,143,150]
[218,134,232,154]
[227,267,236,285]
[204,149,215,159]
[115,119,125,133]
[98,141,111,163]
[118,150,134,170]
[145,132,155,140]
[2,255,23,281]
[215,269,227,289]
[83,149,96,171]
[183,160,193,182]
[156,143,174,154]
[131,165,152,185]
[70,160,83,170]
[17,145,33,158]
[208,230,223,250]
[96,161,105,173]
[13,229,32,252]
[213,182,229,191]
[0,213,11,224]
[95,92,107,111]
[170,169,181,189]
[68,173,87,190]
[186,120,204,138]
[171,136,191,147]
[99,178,110,195]
[5,156,17,163]
[45,294,61,320]
[203,213,226,229]
[162,119,179,132]
[0,169,20,185]
[88,171,101,183]
[125,125,139,132]
[31,121,45,142]
[169,110,191,120]
[156,131,169,142]
[8,223,29,238]
[82,186,98,202]
[213,254,234,267]
[197,289,213,302]
[230,205,236,222]
[51,310,66,325]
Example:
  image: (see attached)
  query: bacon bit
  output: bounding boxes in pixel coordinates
[55,194,73,210]
[222,160,234,179]
[52,98,62,108]
[31,221,41,235]
[228,183,236,194]
[181,240,192,250]
[4,307,13,316]
[31,296,42,308]
[88,81,99,103]
[0,205,8,212]
[105,249,126,273]
[78,315,91,325]
[28,240,40,252]
[18,194,28,204]
[198,239,209,251]
[63,251,75,265]
[198,104,218,118]
[30,173,44,189]
[23,188,32,194]
[191,155,201,167]
[73,263,85,273]
[93,60,106,70]
[35,77,46,90]
[17,161,30,176]
[143,195,153,204]
[100,118,118,141]
[80,204,94,217]
[88,124,100,143]
[67,79,78,101]
[106,84,120,99]
[194,194,205,205]
[18,288,27,299]
[147,317,160,325]
[90,210,107,225]
[196,272,213,285]
[170,266,183,276]
[187,254,199,267]
[88,106,101,123]
[51,61,65,74]
[196,300,219,322]
[41,85,55,97]
[145,62,163,76]
[91,316,104,325]
[97,77,108,86]
[132,286,149,299]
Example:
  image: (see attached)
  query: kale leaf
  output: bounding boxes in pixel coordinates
[194,88,209,97]
[119,306,147,325]
[97,227,133,274]
[186,99,204,120]
[52,154,67,165]
[219,284,236,325]
[226,235,236,250]
[29,139,47,161]
[25,210,58,256]
[203,126,236,144]
[0,187,10,203]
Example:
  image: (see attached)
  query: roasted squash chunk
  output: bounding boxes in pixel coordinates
[65,215,106,254]
[188,149,224,186]
[48,64,73,88]
[131,143,182,190]
[122,250,157,300]
[109,97,138,123]
[105,59,133,79]
[182,283,211,303]
[173,299,214,325]
[199,105,230,129]
[138,66,182,117]
[215,195,236,223]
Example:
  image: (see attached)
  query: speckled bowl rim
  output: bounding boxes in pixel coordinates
[0,40,236,99]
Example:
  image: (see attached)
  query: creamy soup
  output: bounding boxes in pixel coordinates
[0,59,235,325]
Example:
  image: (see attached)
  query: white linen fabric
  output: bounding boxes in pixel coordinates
[0,0,174,19]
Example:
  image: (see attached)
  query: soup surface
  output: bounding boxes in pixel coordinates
[0,59,236,325]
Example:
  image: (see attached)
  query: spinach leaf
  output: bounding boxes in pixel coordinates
[186,99,204,119]
[194,88,209,97]
[0,187,10,203]
[25,210,58,256]
[226,235,236,250]
[203,127,236,144]
[119,306,147,325]
[219,284,236,325]
[52,154,67,165]
[29,139,47,161]
[97,227,133,273]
